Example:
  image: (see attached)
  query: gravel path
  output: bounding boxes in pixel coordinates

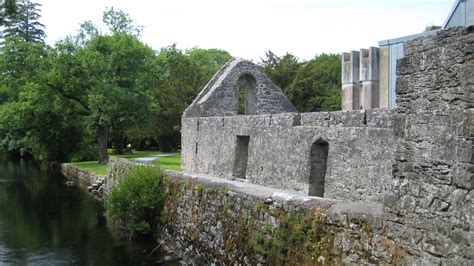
[134,153,179,164]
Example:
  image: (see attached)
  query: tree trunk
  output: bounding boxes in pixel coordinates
[113,137,125,154]
[98,125,109,164]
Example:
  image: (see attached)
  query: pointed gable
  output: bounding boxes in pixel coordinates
[183,58,297,118]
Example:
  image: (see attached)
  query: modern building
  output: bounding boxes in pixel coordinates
[342,0,473,110]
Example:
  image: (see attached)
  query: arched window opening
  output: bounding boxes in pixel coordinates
[308,139,329,197]
[236,74,257,115]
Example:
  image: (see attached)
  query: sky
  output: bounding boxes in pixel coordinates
[38,0,454,61]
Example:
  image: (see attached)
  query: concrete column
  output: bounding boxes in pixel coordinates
[378,46,389,108]
[341,51,360,110]
[359,47,380,109]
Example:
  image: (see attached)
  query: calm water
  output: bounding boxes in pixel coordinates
[0,155,138,265]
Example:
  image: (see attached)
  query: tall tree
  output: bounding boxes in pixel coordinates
[286,54,341,112]
[259,50,301,93]
[187,47,232,85]
[48,29,157,164]
[0,0,18,27]
[2,0,45,43]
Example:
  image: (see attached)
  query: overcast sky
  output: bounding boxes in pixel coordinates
[38,0,454,61]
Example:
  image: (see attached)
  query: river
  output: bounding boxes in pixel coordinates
[0,155,152,265]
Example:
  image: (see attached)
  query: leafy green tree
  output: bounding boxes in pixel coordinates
[187,47,232,85]
[48,32,157,164]
[1,0,45,43]
[102,7,143,36]
[150,45,201,150]
[0,36,88,162]
[286,54,341,112]
[142,46,231,151]
[259,50,301,92]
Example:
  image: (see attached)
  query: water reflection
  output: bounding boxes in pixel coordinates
[0,155,132,265]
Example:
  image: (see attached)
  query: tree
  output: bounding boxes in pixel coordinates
[0,36,88,162]
[187,47,232,85]
[286,54,341,112]
[48,32,157,164]
[0,0,18,27]
[259,50,301,93]
[102,7,143,36]
[1,0,45,43]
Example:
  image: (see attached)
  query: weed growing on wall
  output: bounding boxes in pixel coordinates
[162,180,329,264]
[105,165,168,235]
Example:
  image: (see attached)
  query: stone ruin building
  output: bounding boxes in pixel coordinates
[181,26,473,264]
[182,58,395,201]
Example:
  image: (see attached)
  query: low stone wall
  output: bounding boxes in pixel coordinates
[60,154,470,265]
[161,171,405,265]
[60,163,105,199]
[60,158,136,199]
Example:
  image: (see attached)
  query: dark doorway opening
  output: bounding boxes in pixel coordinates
[309,139,329,197]
[233,135,250,179]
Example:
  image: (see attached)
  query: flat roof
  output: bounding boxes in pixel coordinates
[378,30,439,46]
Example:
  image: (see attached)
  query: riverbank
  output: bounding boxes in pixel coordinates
[59,157,185,264]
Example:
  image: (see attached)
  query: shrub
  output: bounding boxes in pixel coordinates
[68,146,98,162]
[105,165,168,235]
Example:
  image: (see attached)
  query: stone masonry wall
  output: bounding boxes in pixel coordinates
[384,26,473,264]
[162,170,404,265]
[182,109,396,202]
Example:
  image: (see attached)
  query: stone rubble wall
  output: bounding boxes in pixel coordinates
[60,158,136,199]
[161,170,404,265]
[60,163,105,199]
[104,157,136,193]
[386,26,473,264]
[182,109,396,202]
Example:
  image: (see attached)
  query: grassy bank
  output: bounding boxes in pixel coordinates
[67,150,181,176]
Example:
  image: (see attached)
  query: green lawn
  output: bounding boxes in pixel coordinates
[155,154,181,171]
[108,150,164,160]
[66,150,181,176]
[68,161,108,176]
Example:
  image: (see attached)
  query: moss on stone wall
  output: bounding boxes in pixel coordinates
[162,179,331,265]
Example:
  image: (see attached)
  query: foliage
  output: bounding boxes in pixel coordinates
[259,51,342,112]
[187,47,232,84]
[48,12,158,163]
[68,146,99,162]
[0,4,342,163]
[102,7,143,36]
[143,45,231,151]
[287,54,341,112]
[163,182,329,265]
[105,165,168,234]
[0,35,89,162]
[259,50,301,92]
[1,0,45,43]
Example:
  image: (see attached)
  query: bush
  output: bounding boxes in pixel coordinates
[68,146,99,162]
[105,165,168,235]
